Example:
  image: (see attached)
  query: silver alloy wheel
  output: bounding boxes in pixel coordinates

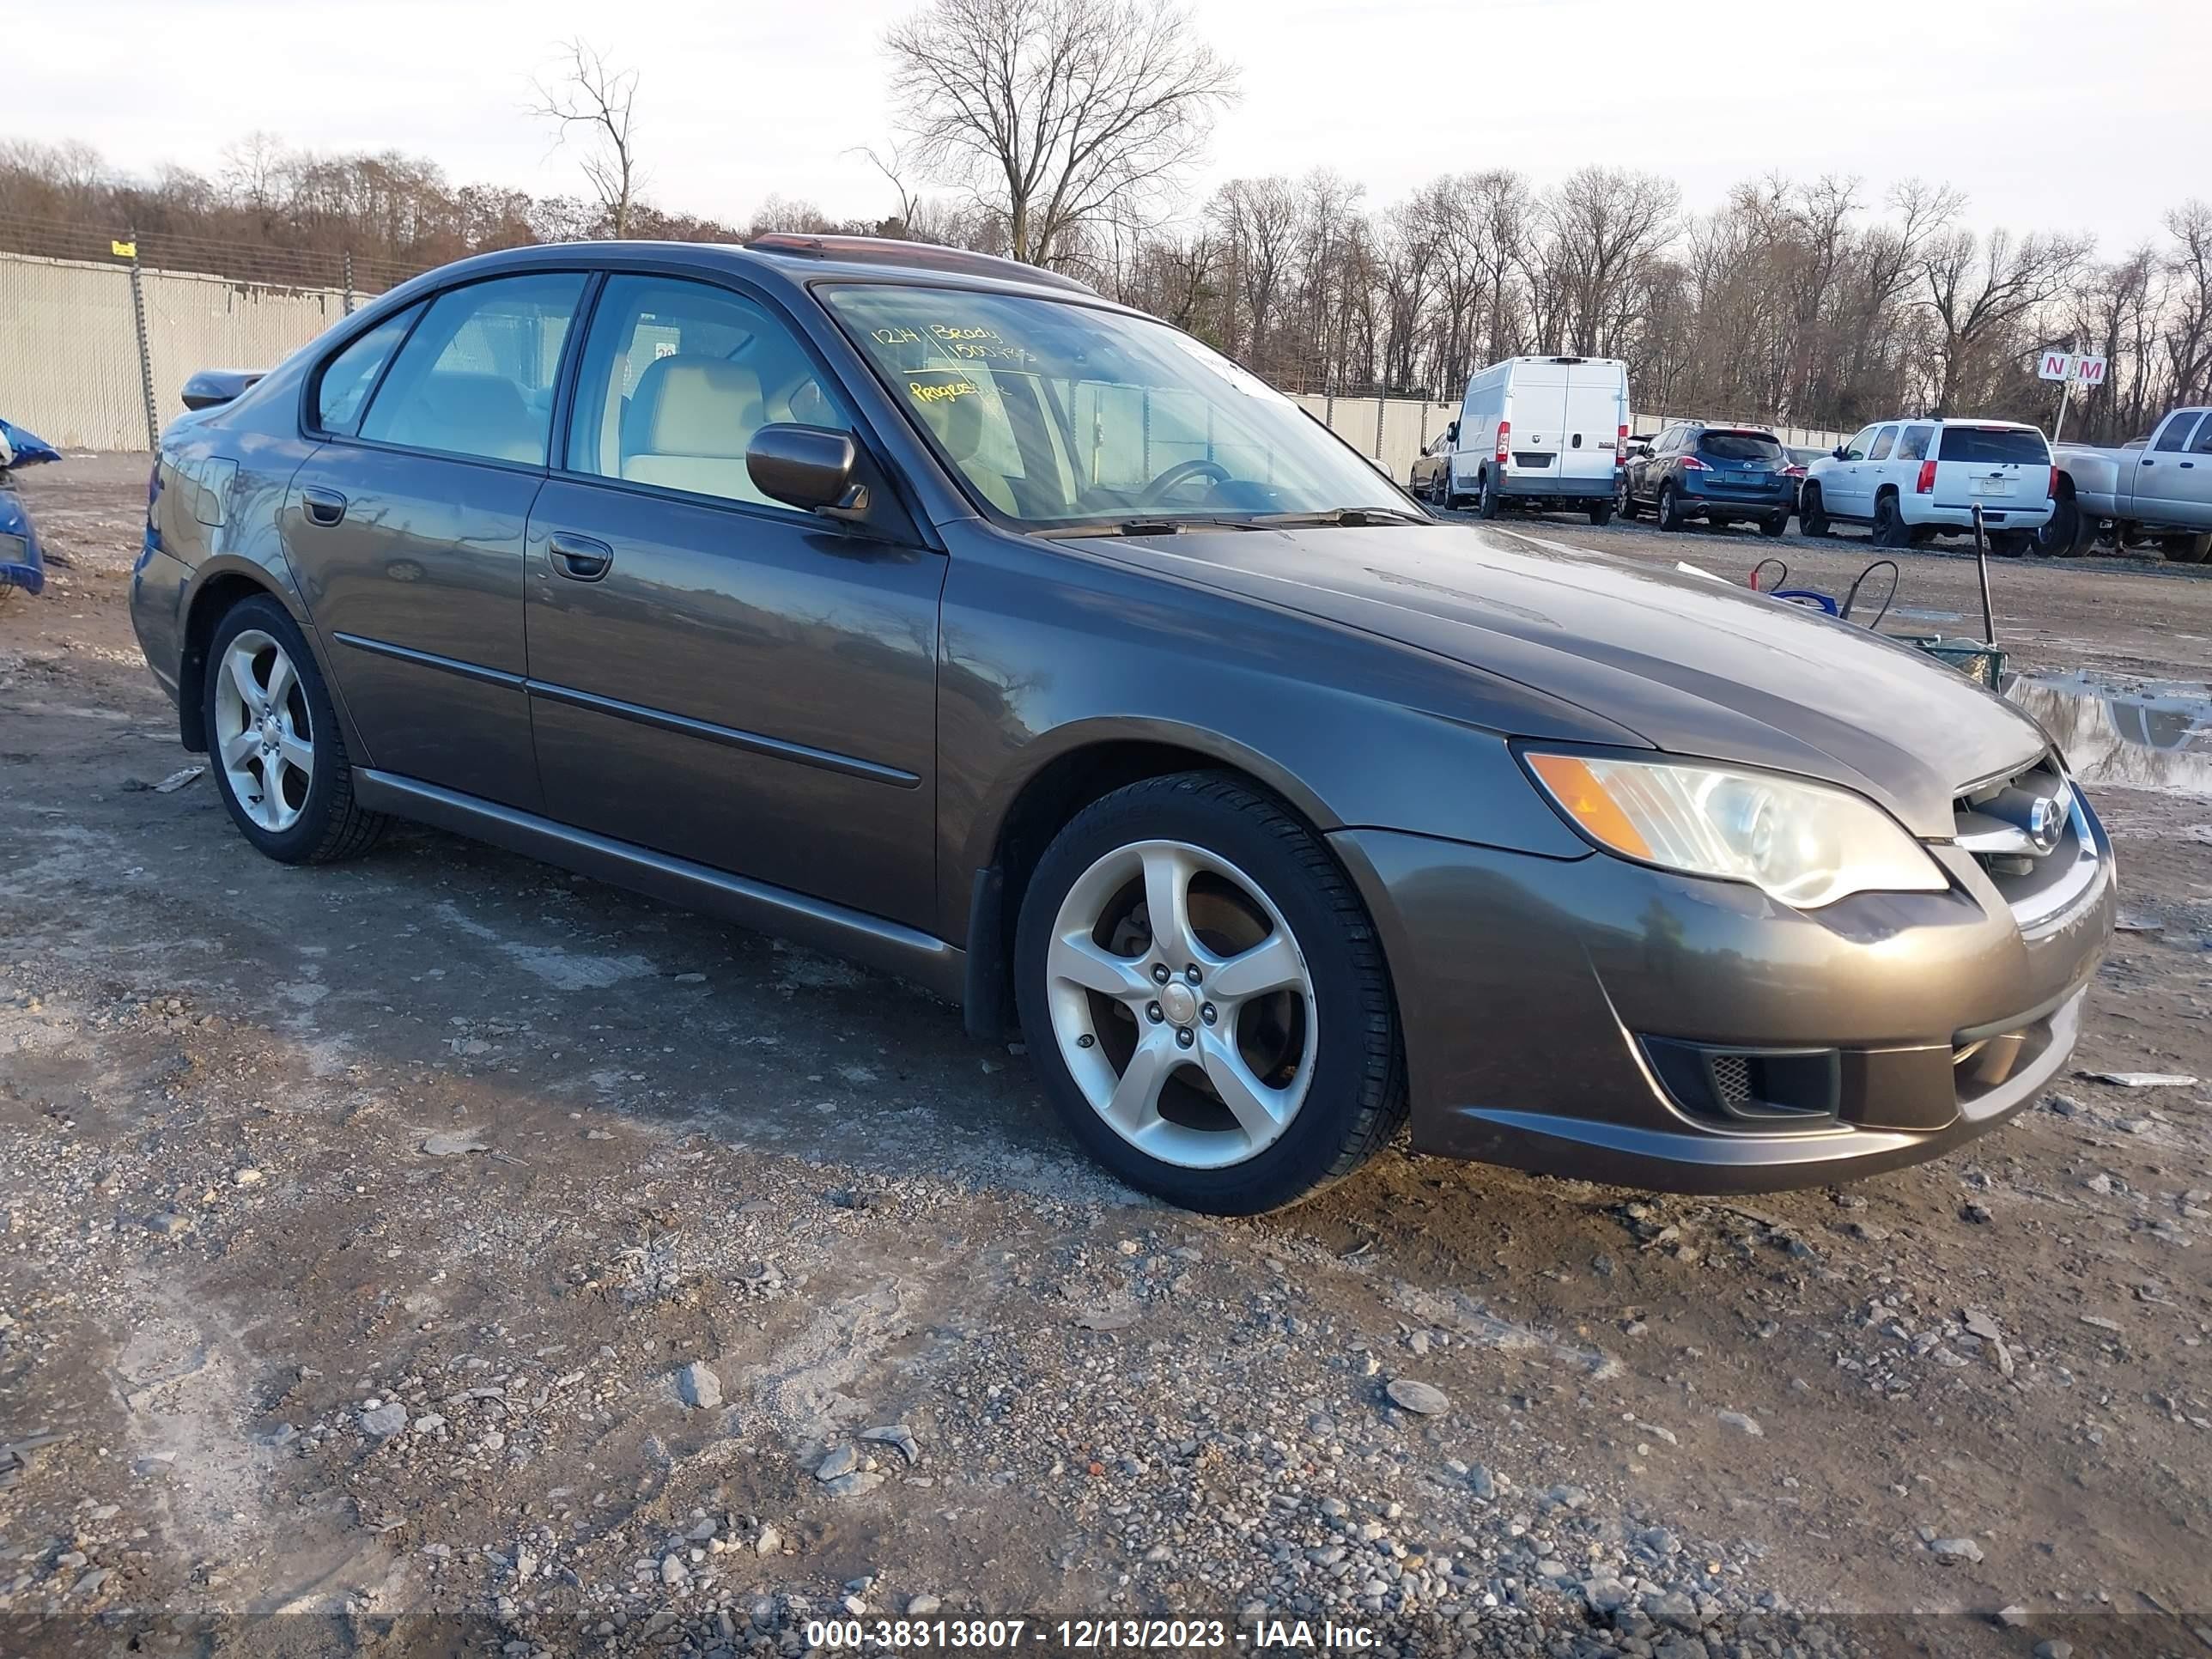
[1044,839,1317,1170]
[213,629,313,833]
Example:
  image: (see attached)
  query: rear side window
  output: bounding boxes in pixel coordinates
[2154,411,2203,452]
[1698,431,1783,461]
[314,305,420,434]
[1869,427,1898,461]
[1895,424,1935,461]
[1937,426,2049,465]
[359,273,586,465]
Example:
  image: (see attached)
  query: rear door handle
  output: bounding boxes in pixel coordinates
[548,533,613,582]
[301,488,347,527]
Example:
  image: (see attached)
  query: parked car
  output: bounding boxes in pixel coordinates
[130,236,2112,1213]
[1409,425,1455,506]
[0,415,60,598]
[1617,422,1792,536]
[1784,445,1823,512]
[2044,407,2212,562]
[1800,418,2054,555]
[1446,356,1626,522]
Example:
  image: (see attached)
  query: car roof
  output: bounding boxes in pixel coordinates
[362,236,1131,318]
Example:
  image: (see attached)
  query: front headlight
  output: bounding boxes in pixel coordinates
[1524,752,1948,908]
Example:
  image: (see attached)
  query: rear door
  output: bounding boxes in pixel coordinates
[1503,360,1569,482]
[281,270,586,810]
[1934,424,2048,514]
[1560,362,1625,488]
[2130,410,2206,522]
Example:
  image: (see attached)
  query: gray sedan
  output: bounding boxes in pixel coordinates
[128,235,2113,1212]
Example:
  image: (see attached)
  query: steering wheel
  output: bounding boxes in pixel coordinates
[1138,458,1231,507]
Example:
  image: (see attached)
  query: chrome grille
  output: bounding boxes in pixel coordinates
[1953,757,2099,929]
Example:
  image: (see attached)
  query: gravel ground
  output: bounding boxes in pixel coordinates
[2,457,2209,1658]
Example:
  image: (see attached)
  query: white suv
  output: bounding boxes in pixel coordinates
[1801,417,2054,555]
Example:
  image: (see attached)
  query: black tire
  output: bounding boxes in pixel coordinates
[1476,470,1499,520]
[1013,772,1405,1215]
[203,593,388,865]
[1870,491,1906,549]
[1588,501,1614,526]
[1989,531,2032,558]
[1799,485,1830,538]
[1759,513,1787,538]
[1656,483,1684,532]
[1615,475,1638,520]
[2160,532,2212,564]
[2039,493,2093,557]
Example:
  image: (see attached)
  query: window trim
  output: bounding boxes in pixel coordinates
[300,267,599,478]
[2153,410,2204,453]
[544,263,923,540]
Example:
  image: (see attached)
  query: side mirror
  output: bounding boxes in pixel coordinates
[1831,445,1848,460]
[747,423,864,514]
[1445,421,1459,444]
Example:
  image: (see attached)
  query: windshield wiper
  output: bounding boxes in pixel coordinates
[1040,514,1270,538]
[1246,507,1431,529]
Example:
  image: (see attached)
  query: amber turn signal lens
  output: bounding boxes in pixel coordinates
[1525,753,1652,860]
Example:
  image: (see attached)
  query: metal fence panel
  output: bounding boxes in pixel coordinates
[0,254,148,450]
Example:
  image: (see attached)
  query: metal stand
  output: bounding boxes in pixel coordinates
[1972,504,1996,645]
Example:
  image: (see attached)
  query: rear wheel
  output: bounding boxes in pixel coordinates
[1759,513,1787,538]
[2160,532,2212,564]
[2039,494,2093,556]
[1476,470,1499,520]
[1656,483,1685,532]
[1870,491,1906,549]
[1799,485,1830,538]
[1013,773,1405,1214]
[204,593,387,866]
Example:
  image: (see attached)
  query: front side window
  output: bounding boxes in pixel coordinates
[566,276,852,508]
[357,273,586,465]
[314,304,421,434]
[1869,426,1899,462]
[1844,428,1875,461]
[822,284,1405,527]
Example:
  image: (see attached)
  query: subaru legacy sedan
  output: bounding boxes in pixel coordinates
[130,236,2113,1214]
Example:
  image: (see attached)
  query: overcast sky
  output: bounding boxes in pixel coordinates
[12,0,2204,252]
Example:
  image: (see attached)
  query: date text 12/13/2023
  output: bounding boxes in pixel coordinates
[799,1616,1381,1651]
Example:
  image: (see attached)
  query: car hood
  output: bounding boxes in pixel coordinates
[1066,521,2050,837]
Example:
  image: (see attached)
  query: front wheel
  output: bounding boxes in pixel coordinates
[1799,486,1829,538]
[1013,773,1405,1214]
[204,593,388,865]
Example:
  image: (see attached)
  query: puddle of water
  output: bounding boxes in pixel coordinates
[2005,671,2212,796]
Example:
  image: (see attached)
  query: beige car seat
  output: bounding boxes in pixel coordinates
[623,356,768,503]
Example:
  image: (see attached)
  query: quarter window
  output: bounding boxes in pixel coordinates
[314,304,420,434]
[357,273,586,465]
[1869,426,1898,462]
[565,276,853,508]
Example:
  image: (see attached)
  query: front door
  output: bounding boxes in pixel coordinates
[523,272,946,930]
[2133,410,2206,523]
[282,270,587,810]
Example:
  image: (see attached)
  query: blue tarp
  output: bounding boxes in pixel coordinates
[0,416,58,596]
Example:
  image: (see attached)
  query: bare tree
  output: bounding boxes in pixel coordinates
[1918,218,2092,410]
[1542,167,1680,356]
[531,40,641,238]
[883,0,1237,267]
[2164,200,2212,407]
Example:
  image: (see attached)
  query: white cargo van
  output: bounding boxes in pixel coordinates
[1447,357,1629,521]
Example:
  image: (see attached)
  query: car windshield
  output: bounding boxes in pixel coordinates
[1698,431,1784,460]
[1937,426,2049,465]
[822,283,1409,529]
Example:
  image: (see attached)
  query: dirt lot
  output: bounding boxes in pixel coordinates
[3,455,2209,1658]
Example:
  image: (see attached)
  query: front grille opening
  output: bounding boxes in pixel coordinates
[1644,1039,1841,1130]
[1954,758,2093,919]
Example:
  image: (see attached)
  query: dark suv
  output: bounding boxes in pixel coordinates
[131,236,2111,1213]
[1620,422,1795,535]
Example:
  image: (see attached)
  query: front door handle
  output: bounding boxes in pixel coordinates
[301,487,347,527]
[548,533,614,582]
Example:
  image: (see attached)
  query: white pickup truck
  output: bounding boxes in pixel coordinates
[2043,405,2212,562]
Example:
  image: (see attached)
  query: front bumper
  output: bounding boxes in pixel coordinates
[1332,799,2114,1193]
